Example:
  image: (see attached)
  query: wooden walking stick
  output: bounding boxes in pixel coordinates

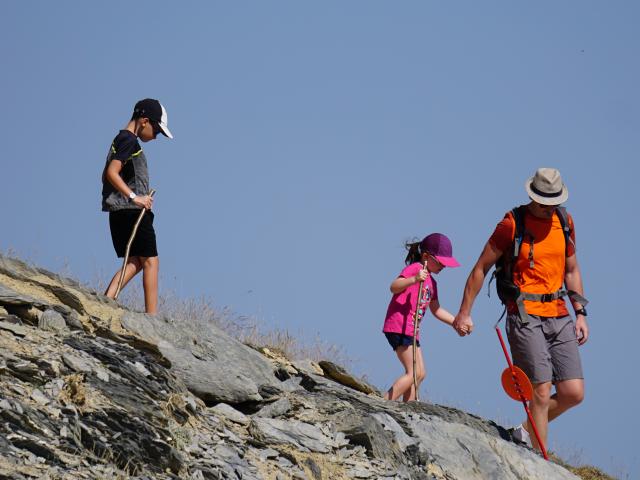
[412,262,428,401]
[114,189,156,300]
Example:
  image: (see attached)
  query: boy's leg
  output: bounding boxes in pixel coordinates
[105,257,143,298]
[140,256,159,314]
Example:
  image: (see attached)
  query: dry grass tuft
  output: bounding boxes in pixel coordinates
[550,453,620,480]
[60,373,86,406]
[568,466,618,480]
[97,278,353,366]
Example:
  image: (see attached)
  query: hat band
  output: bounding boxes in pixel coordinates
[530,182,563,199]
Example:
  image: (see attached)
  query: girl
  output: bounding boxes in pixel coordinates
[382,233,461,401]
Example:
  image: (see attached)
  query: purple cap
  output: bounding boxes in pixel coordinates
[420,233,460,268]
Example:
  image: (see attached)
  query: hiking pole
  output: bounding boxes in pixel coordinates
[495,319,548,460]
[412,262,428,402]
[114,189,156,300]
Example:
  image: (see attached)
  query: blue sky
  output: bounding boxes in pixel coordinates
[1,2,638,477]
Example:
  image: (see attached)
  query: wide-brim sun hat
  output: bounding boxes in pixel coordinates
[525,167,568,205]
[420,233,461,268]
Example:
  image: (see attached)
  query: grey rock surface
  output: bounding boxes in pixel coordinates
[0,320,28,337]
[0,284,46,309]
[319,360,380,395]
[121,311,279,404]
[255,397,292,418]
[0,253,582,480]
[249,417,335,453]
[211,402,250,425]
[38,309,67,333]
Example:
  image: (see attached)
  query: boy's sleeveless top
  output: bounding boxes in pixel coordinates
[101,130,150,212]
[383,263,438,341]
[489,209,576,317]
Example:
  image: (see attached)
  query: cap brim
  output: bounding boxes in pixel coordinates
[525,178,568,205]
[158,122,173,139]
[435,255,460,268]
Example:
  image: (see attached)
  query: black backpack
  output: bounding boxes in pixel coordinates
[492,205,573,306]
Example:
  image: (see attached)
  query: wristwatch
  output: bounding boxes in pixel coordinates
[128,191,137,201]
[574,307,587,317]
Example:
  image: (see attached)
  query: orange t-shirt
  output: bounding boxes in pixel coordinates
[489,208,576,317]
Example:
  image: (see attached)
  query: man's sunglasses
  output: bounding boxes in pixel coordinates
[536,203,559,210]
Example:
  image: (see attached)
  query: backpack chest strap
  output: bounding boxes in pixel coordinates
[519,289,567,304]
[515,289,589,324]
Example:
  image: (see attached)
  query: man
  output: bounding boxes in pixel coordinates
[452,167,588,452]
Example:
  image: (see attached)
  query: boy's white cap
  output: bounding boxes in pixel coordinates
[133,98,173,139]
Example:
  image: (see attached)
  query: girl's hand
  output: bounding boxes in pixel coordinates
[414,269,429,284]
[390,268,429,294]
[453,322,468,335]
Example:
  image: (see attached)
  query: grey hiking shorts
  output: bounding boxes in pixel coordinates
[506,313,583,384]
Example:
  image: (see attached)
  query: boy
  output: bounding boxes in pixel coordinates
[101,98,173,314]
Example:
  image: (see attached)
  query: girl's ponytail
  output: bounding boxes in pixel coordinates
[404,240,422,265]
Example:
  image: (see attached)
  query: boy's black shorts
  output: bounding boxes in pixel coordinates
[109,210,158,258]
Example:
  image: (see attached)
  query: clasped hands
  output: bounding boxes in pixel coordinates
[452,313,474,337]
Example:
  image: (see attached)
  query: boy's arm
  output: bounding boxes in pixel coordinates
[105,160,153,210]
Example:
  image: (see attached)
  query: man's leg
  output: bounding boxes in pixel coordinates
[526,381,552,451]
[104,257,143,298]
[140,256,159,314]
[524,378,584,451]
[524,316,586,444]
[548,378,584,421]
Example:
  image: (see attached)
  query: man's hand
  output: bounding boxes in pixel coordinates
[575,315,589,345]
[453,312,474,337]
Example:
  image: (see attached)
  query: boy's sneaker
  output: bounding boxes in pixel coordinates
[512,424,532,447]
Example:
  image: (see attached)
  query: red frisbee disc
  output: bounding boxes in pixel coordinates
[501,366,533,401]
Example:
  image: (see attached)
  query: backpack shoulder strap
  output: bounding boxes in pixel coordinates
[511,205,527,260]
[555,206,574,256]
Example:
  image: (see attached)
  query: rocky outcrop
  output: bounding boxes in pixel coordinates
[0,254,579,479]
[120,311,280,404]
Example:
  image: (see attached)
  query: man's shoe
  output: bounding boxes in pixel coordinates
[512,424,532,447]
